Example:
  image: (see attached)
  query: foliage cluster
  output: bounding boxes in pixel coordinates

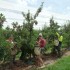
[0,2,70,62]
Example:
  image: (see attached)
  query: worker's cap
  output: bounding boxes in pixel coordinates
[39,33,42,37]
[59,32,62,35]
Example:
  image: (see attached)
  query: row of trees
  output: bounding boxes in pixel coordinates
[0,3,44,62]
[0,2,70,62]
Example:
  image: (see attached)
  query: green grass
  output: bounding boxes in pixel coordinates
[42,56,70,70]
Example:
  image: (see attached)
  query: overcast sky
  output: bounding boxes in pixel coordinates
[0,0,70,29]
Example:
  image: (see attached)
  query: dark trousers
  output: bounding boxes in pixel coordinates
[53,41,62,57]
[52,46,61,57]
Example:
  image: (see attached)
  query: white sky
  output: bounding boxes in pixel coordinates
[0,0,70,30]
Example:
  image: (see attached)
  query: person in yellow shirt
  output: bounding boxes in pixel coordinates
[56,32,63,46]
[56,32,63,57]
